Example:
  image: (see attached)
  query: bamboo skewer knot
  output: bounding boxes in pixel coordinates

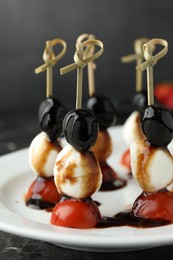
[136,39,168,72]
[76,34,98,96]
[60,39,104,109]
[136,38,168,106]
[35,38,67,97]
[121,37,150,92]
[60,39,103,75]
[35,39,67,74]
[121,37,149,63]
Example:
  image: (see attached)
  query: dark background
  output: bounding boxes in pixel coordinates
[0,0,173,150]
[1,0,173,116]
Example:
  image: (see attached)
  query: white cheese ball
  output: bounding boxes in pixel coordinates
[168,139,173,156]
[123,111,145,145]
[54,144,102,198]
[130,139,173,192]
[29,132,61,177]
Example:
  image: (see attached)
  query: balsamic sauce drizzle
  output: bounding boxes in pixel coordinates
[26,198,55,210]
[97,211,171,228]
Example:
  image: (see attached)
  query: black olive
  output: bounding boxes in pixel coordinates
[63,109,98,152]
[133,90,148,115]
[87,95,117,130]
[38,97,67,141]
[142,105,173,146]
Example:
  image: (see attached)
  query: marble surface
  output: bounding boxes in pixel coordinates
[1,231,173,260]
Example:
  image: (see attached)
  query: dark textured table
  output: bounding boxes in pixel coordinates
[1,230,173,260]
[1,113,173,260]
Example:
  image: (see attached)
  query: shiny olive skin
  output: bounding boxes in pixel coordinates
[87,95,117,130]
[142,105,173,146]
[133,90,148,115]
[38,97,67,141]
[63,109,99,152]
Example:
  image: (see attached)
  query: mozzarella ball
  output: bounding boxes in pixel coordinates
[92,130,112,162]
[54,145,102,198]
[123,111,145,145]
[168,139,173,156]
[29,132,61,177]
[130,139,173,192]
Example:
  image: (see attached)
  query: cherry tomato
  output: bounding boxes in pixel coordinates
[155,82,173,110]
[99,162,117,183]
[132,190,173,221]
[51,198,101,229]
[120,148,131,169]
[99,161,126,191]
[26,176,61,204]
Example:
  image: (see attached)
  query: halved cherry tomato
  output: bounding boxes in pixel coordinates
[155,82,173,109]
[25,176,61,204]
[51,198,101,229]
[132,189,173,221]
[120,148,131,169]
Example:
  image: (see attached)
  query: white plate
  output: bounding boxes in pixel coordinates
[0,126,173,252]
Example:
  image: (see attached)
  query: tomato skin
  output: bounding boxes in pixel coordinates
[25,176,61,204]
[155,83,173,109]
[120,148,131,169]
[51,197,101,229]
[132,189,173,221]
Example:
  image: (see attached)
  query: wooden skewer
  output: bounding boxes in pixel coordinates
[76,44,83,109]
[87,35,96,97]
[136,38,168,106]
[46,41,54,97]
[134,39,149,92]
[88,60,96,96]
[76,67,83,109]
[76,34,96,96]
[35,38,67,98]
[147,66,154,105]
[60,39,104,109]
[121,38,149,92]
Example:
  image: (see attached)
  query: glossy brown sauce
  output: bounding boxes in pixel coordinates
[94,200,101,207]
[57,195,101,208]
[135,140,154,191]
[100,180,126,191]
[99,162,127,191]
[53,139,62,152]
[135,111,145,140]
[97,211,171,228]
[98,189,173,228]
[26,198,55,210]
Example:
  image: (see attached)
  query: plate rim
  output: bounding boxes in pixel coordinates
[0,126,173,252]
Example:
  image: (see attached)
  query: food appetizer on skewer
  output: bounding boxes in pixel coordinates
[51,38,103,229]
[130,38,173,223]
[120,38,149,174]
[76,33,126,191]
[25,39,67,210]
[97,38,173,229]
